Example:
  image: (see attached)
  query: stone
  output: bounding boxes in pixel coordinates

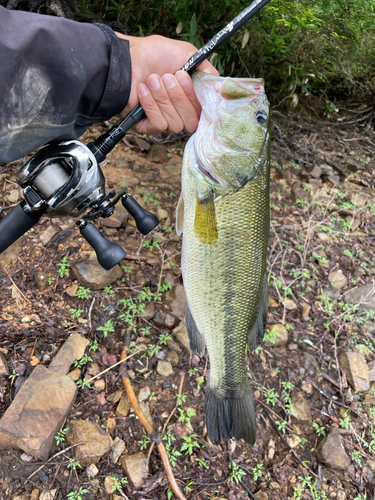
[30,490,40,500]
[140,303,155,321]
[107,390,123,404]
[110,436,126,463]
[72,253,123,290]
[0,240,21,266]
[316,428,350,470]
[304,353,320,377]
[104,476,117,494]
[49,333,90,375]
[289,391,312,424]
[328,270,348,290]
[254,492,268,500]
[134,270,150,287]
[66,419,113,467]
[93,380,106,391]
[269,297,279,308]
[308,165,322,178]
[138,386,151,403]
[39,491,57,500]
[156,360,174,377]
[101,206,127,228]
[35,272,49,292]
[301,304,311,321]
[264,324,288,347]
[147,143,168,164]
[324,288,341,300]
[153,311,178,329]
[116,394,131,416]
[339,352,369,392]
[166,350,179,366]
[166,337,182,353]
[170,285,187,320]
[161,154,183,178]
[287,435,301,448]
[0,365,77,460]
[283,298,297,310]
[345,284,375,311]
[86,463,99,479]
[0,352,9,376]
[173,320,191,351]
[6,188,20,203]
[290,182,312,204]
[139,402,153,427]
[107,417,116,431]
[67,368,81,382]
[39,226,58,246]
[368,360,375,383]
[120,452,148,487]
[156,208,169,220]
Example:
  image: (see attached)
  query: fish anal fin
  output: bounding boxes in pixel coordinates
[247,273,269,349]
[185,303,205,356]
[176,194,184,235]
[194,192,218,244]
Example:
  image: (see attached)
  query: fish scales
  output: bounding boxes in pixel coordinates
[177,72,270,445]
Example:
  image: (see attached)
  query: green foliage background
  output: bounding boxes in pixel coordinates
[84,0,375,105]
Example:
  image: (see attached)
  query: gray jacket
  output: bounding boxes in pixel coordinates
[0,6,131,163]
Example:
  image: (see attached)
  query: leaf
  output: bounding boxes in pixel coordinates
[190,14,196,37]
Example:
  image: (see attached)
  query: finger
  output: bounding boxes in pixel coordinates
[136,82,168,135]
[175,71,202,117]
[146,74,184,133]
[162,74,199,133]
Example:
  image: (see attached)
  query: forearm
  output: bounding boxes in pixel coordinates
[0,7,131,164]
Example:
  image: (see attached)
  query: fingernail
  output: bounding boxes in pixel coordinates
[163,74,176,89]
[138,83,148,97]
[148,74,161,91]
[176,70,190,86]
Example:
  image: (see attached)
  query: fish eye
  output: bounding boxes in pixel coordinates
[255,110,267,123]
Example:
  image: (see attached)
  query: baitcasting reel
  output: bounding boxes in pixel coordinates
[0,139,159,270]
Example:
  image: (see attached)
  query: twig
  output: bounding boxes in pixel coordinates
[88,296,96,330]
[87,349,140,384]
[162,372,186,436]
[1,264,32,304]
[25,442,84,483]
[120,347,187,500]
[227,441,257,500]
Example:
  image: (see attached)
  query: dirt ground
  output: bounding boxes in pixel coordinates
[1,105,375,500]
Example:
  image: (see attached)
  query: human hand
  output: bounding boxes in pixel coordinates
[116,33,219,134]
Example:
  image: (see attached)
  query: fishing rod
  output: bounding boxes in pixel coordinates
[0,0,271,270]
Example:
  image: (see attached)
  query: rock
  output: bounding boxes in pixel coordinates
[324,288,341,300]
[101,206,127,228]
[111,436,126,463]
[147,143,168,164]
[49,333,90,375]
[301,381,313,394]
[339,352,369,392]
[67,368,81,382]
[39,490,57,500]
[166,337,182,353]
[289,391,312,424]
[138,386,151,403]
[104,476,117,494]
[93,380,106,391]
[304,353,320,377]
[166,350,179,366]
[120,452,148,487]
[140,303,155,321]
[134,270,150,287]
[283,298,297,310]
[328,270,348,290]
[116,395,131,416]
[301,304,311,321]
[72,254,123,290]
[269,297,279,308]
[153,311,178,329]
[323,174,340,187]
[139,402,153,427]
[170,285,187,320]
[336,491,346,500]
[290,182,311,204]
[316,428,350,470]
[264,324,288,347]
[354,266,366,278]
[66,419,113,467]
[86,463,99,479]
[6,188,20,203]
[35,272,49,292]
[0,353,9,376]
[39,226,58,246]
[107,390,123,404]
[161,154,183,178]
[0,365,77,460]
[156,208,169,220]
[107,417,116,431]
[287,435,301,448]
[254,492,268,500]
[30,490,40,500]
[308,165,322,178]
[0,240,22,266]
[173,321,191,351]
[267,438,275,460]
[368,360,375,383]
[345,284,375,311]
[156,360,174,378]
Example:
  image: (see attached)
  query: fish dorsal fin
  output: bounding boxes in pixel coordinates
[176,193,184,235]
[194,191,218,244]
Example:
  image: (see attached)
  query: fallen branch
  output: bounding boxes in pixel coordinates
[120,347,187,500]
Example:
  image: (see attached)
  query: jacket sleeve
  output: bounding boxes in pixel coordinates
[0,7,131,163]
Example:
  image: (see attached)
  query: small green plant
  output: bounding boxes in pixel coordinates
[252,458,264,481]
[67,458,82,470]
[350,450,362,467]
[76,286,92,300]
[8,370,19,382]
[178,408,195,426]
[264,388,279,406]
[110,476,128,492]
[104,285,116,297]
[89,339,99,351]
[189,367,198,377]
[143,240,159,250]
[76,378,90,389]
[97,319,116,337]
[180,434,200,455]
[74,353,93,369]
[66,487,89,500]
[275,420,288,434]
[48,277,56,285]
[229,462,247,483]
[55,427,69,445]
[70,308,84,320]
[167,488,174,500]
[312,421,326,437]
[339,411,352,430]
[159,332,172,345]
[57,256,70,278]
[174,393,187,407]
[138,433,150,450]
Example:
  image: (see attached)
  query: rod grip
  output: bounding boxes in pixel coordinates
[0,203,45,253]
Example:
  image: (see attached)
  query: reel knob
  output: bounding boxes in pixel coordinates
[79,222,126,270]
[122,195,159,235]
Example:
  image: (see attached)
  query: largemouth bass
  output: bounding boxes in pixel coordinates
[176,72,270,445]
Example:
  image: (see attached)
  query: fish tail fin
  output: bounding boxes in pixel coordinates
[205,378,256,445]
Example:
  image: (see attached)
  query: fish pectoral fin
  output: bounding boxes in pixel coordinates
[247,273,269,349]
[176,193,184,235]
[194,191,218,244]
[185,303,205,356]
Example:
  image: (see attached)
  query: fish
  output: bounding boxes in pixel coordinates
[176,71,270,445]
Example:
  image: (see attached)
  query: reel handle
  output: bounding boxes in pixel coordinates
[79,222,126,270]
[0,202,47,253]
[122,195,159,235]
